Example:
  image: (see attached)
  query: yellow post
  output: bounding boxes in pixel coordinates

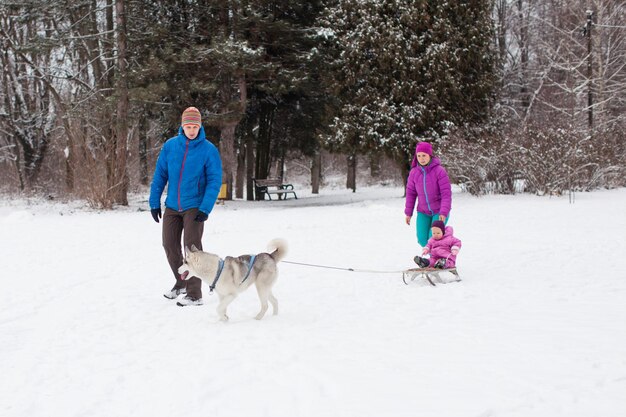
[217,184,227,204]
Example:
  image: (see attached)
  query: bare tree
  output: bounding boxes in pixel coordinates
[0,0,136,206]
[445,0,625,195]
[0,7,57,192]
[111,0,129,205]
[499,0,624,130]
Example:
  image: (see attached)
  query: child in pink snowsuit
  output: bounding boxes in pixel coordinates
[414,220,462,269]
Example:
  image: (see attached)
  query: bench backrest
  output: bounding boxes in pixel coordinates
[254,178,283,187]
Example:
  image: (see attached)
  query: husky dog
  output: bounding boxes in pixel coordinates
[178,239,287,321]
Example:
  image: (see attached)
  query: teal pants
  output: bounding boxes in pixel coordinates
[416,212,449,247]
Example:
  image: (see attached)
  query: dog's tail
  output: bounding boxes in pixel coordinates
[267,238,288,263]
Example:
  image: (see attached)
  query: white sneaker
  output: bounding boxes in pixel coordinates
[176,296,203,307]
[163,287,186,299]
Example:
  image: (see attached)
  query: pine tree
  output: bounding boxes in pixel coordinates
[128,0,329,199]
[321,0,497,168]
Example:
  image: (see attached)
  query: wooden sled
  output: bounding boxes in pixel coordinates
[402,267,461,286]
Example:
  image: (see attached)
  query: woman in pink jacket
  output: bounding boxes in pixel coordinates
[404,141,452,248]
[414,220,462,269]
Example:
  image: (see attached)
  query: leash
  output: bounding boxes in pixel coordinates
[282,260,404,274]
[211,258,403,291]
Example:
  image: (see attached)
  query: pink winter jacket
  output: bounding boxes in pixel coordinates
[423,226,462,268]
[404,157,452,218]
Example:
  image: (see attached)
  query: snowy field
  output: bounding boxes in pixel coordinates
[1,186,625,417]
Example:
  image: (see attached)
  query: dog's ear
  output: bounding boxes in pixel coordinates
[190,244,199,252]
[184,246,191,256]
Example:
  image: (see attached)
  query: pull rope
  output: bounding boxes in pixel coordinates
[282,260,404,274]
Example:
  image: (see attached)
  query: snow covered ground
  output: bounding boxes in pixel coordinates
[1,186,625,417]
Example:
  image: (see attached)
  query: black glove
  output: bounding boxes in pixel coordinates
[151,208,162,223]
[194,210,208,222]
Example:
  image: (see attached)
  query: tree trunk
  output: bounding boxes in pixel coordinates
[585,10,593,129]
[138,116,149,186]
[496,0,507,64]
[106,0,115,86]
[246,132,255,200]
[255,102,274,182]
[13,131,49,191]
[346,153,356,192]
[235,140,245,199]
[111,0,129,206]
[279,149,285,180]
[398,158,409,196]
[311,150,321,194]
[220,123,237,199]
[14,144,25,191]
[518,0,530,110]
[65,139,75,193]
[369,152,380,178]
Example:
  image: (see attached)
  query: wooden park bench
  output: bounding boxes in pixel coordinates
[252,178,298,200]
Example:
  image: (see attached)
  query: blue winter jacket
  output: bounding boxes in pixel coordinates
[149,126,222,214]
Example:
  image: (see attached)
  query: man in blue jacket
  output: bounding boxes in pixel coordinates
[149,107,223,306]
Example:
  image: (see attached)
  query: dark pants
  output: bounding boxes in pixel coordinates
[162,207,204,299]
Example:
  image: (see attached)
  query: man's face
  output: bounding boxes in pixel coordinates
[182,124,200,139]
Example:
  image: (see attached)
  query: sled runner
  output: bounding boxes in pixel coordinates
[402,267,461,286]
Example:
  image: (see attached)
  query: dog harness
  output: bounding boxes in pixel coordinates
[240,255,257,285]
[209,259,225,292]
[208,255,257,293]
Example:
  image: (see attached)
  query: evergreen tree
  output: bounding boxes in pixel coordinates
[240,1,330,181]
[321,0,497,169]
[128,0,329,198]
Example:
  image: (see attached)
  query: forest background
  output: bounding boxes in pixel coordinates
[1,0,624,207]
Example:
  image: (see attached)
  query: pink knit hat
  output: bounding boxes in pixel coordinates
[181,107,201,126]
[415,141,433,156]
[411,141,434,167]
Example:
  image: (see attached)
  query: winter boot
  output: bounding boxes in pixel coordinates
[413,256,430,268]
[163,286,187,299]
[433,258,446,269]
[176,295,204,307]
